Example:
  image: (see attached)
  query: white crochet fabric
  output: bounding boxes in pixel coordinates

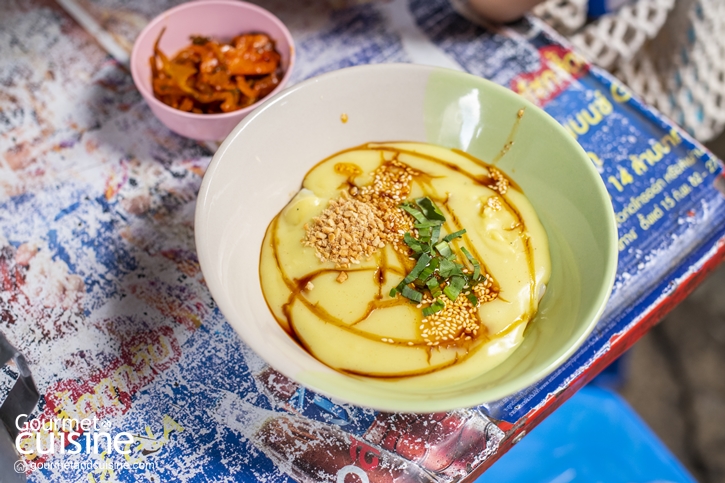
[533,0,589,35]
[535,0,725,141]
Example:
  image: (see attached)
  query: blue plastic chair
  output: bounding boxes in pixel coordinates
[477,386,696,483]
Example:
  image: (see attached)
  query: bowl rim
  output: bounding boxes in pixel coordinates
[196,63,619,411]
[130,0,295,120]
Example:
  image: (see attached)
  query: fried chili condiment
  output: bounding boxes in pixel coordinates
[150,29,282,114]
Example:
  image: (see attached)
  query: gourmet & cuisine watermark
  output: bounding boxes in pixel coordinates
[14,414,134,457]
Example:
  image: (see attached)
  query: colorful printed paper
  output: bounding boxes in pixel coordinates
[1,0,723,481]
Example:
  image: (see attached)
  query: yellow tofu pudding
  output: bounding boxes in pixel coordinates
[259,142,551,387]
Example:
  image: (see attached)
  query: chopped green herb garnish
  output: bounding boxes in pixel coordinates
[460,247,481,280]
[418,257,439,282]
[416,197,446,221]
[401,285,423,303]
[426,277,443,298]
[418,226,432,241]
[443,229,466,242]
[434,241,452,258]
[438,258,457,278]
[443,275,465,301]
[403,253,432,284]
[404,233,425,254]
[430,224,442,246]
[400,203,428,224]
[414,221,443,229]
[390,197,487,318]
[422,300,445,317]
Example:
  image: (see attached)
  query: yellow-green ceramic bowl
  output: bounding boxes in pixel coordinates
[195,64,618,412]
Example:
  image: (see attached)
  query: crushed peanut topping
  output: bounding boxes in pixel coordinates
[336,271,348,283]
[302,193,384,268]
[353,159,418,252]
[489,167,509,195]
[419,276,497,345]
[302,159,417,268]
[305,281,314,291]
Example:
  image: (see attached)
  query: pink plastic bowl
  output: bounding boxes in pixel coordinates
[131,0,294,141]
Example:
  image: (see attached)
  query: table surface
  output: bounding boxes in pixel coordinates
[1,0,724,482]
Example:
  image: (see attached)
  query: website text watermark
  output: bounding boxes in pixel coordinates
[15,459,156,473]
